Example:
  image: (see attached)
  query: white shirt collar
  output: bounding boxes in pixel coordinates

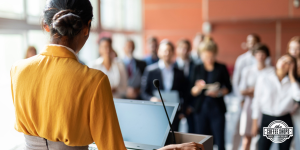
[158,60,174,71]
[177,58,189,67]
[48,44,79,61]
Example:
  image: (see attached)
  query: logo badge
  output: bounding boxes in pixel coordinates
[263,120,293,143]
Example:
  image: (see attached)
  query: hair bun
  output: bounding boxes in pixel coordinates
[52,10,83,37]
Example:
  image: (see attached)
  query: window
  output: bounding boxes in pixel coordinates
[0,0,25,19]
[26,0,47,24]
[100,0,143,62]
[0,33,25,73]
[101,0,142,31]
[27,30,49,54]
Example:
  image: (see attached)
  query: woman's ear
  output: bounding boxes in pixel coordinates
[84,20,92,37]
[43,23,50,32]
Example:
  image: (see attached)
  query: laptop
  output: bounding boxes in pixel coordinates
[89,99,179,150]
[153,90,180,103]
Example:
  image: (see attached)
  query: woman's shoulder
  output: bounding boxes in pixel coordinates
[11,55,41,76]
[214,62,228,70]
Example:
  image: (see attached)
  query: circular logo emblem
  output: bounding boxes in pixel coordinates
[263,120,293,143]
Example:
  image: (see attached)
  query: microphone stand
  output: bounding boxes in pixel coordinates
[156,87,176,144]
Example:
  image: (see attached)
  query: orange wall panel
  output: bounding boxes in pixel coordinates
[144,0,203,54]
[210,22,277,67]
[208,0,290,21]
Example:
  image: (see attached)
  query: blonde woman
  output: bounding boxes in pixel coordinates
[191,38,232,150]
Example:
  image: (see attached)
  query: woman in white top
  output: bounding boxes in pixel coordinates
[251,54,300,150]
[92,37,127,98]
[288,36,300,83]
[239,44,272,150]
[287,36,300,150]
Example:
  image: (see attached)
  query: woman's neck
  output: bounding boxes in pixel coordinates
[103,56,112,70]
[204,63,214,72]
[50,37,78,53]
[257,62,265,70]
[276,69,286,81]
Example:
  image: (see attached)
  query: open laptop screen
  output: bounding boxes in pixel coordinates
[114,99,178,149]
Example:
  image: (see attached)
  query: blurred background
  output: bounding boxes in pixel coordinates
[1,0,300,150]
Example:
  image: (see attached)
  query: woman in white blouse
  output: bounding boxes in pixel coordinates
[92,37,127,98]
[239,44,272,150]
[251,54,300,150]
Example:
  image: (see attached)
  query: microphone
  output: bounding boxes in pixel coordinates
[153,79,176,144]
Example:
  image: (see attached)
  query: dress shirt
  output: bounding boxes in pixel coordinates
[10,45,126,149]
[123,56,136,75]
[92,57,127,98]
[232,50,271,99]
[158,60,174,91]
[239,65,273,92]
[252,68,300,119]
[176,58,190,77]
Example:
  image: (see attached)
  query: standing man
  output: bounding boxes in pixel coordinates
[174,39,196,133]
[141,40,186,131]
[144,37,159,66]
[123,39,147,99]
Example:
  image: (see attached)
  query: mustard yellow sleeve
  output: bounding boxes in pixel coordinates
[90,75,126,150]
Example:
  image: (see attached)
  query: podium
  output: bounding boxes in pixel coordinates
[88,132,213,150]
[165,132,213,150]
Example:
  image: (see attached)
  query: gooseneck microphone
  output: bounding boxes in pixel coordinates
[153,79,176,144]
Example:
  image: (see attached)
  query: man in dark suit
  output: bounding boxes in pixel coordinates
[141,40,186,131]
[174,39,196,133]
[123,39,147,99]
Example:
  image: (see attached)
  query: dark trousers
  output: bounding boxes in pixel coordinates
[187,113,195,133]
[258,114,294,150]
[172,112,180,131]
[194,106,226,150]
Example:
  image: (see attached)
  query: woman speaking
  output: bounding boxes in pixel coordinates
[10,0,203,150]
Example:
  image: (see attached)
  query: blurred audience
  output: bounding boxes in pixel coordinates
[144,37,159,66]
[239,44,272,150]
[92,37,127,98]
[190,33,204,64]
[251,54,300,150]
[141,39,186,131]
[123,39,147,99]
[25,46,37,58]
[174,39,196,133]
[191,38,232,150]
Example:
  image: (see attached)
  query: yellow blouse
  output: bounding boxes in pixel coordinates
[10,45,126,149]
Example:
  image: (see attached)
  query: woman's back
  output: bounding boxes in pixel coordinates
[11,45,126,149]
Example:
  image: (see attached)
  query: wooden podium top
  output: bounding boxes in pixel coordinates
[165,132,213,150]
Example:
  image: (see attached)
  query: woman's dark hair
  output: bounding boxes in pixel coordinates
[99,37,112,45]
[249,33,261,43]
[177,39,191,51]
[279,54,298,78]
[252,44,270,57]
[43,0,93,38]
